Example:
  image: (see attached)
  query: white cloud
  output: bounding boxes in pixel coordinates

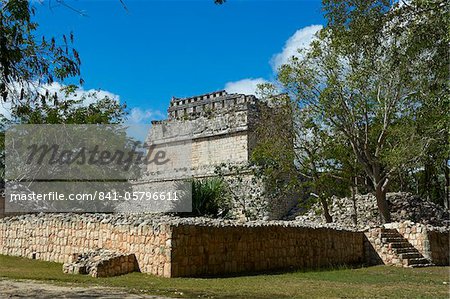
[128,107,165,124]
[224,78,269,95]
[224,25,323,94]
[270,25,323,72]
[0,82,166,125]
[0,82,121,119]
[0,101,12,120]
[39,82,120,106]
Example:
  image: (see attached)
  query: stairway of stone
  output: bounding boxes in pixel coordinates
[380,228,433,268]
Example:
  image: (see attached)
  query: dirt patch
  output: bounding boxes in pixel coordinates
[0,278,172,299]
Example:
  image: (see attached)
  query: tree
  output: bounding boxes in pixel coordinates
[0,89,128,208]
[0,0,81,104]
[0,1,128,193]
[394,0,449,207]
[276,0,447,223]
[10,88,127,124]
[253,84,358,223]
[250,92,301,217]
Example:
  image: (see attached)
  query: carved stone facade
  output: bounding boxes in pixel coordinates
[149,90,295,219]
[154,90,260,174]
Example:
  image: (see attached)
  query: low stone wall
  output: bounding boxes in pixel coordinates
[0,214,365,277]
[0,195,4,217]
[363,227,385,266]
[428,229,449,265]
[170,224,364,277]
[0,214,172,277]
[4,215,445,277]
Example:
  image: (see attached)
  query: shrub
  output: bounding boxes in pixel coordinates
[190,177,231,218]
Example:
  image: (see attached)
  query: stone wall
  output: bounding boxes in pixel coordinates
[0,195,4,217]
[191,132,249,171]
[428,229,449,265]
[363,227,385,266]
[296,192,450,228]
[0,213,365,277]
[169,224,364,277]
[0,214,172,277]
[151,101,255,177]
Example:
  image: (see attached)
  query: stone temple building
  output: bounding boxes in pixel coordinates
[147,90,297,219]
[0,90,296,218]
[159,90,259,175]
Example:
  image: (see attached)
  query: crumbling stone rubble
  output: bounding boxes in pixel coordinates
[63,249,138,278]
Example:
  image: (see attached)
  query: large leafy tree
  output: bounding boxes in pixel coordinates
[253,85,358,222]
[0,0,128,198]
[396,0,449,207]
[0,89,128,186]
[277,0,448,223]
[10,88,127,124]
[0,0,81,104]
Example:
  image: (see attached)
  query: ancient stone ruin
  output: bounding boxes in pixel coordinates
[0,92,448,279]
[145,90,297,219]
[63,249,138,278]
[0,213,448,278]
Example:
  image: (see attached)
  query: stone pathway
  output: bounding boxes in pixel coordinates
[0,279,173,299]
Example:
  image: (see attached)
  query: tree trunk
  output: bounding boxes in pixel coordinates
[351,185,358,226]
[444,158,449,210]
[375,185,391,223]
[424,162,432,201]
[320,197,333,223]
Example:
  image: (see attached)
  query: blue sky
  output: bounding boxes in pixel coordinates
[33,0,325,123]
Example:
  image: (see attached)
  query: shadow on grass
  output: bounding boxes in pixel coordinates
[185,262,368,279]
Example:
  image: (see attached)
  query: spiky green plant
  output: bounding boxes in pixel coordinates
[191,178,231,217]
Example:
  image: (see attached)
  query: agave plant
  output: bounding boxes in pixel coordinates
[191,177,231,217]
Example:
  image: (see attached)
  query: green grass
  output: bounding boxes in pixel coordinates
[0,254,449,298]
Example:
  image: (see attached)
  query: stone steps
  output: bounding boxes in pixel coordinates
[399,252,422,260]
[405,257,432,267]
[408,263,434,268]
[379,228,433,268]
[382,237,406,243]
[389,242,414,249]
[395,247,418,254]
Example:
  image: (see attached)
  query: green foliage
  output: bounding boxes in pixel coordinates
[0,2,130,202]
[0,0,81,103]
[9,89,127,125]
[253,85,357,222]
[275,0,449,222]
[214,163,264,220]
[251,95,300,202]
[0,89,128,199]
[189,177,231,218]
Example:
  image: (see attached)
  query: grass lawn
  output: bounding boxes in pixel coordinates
[0,254,449,298]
